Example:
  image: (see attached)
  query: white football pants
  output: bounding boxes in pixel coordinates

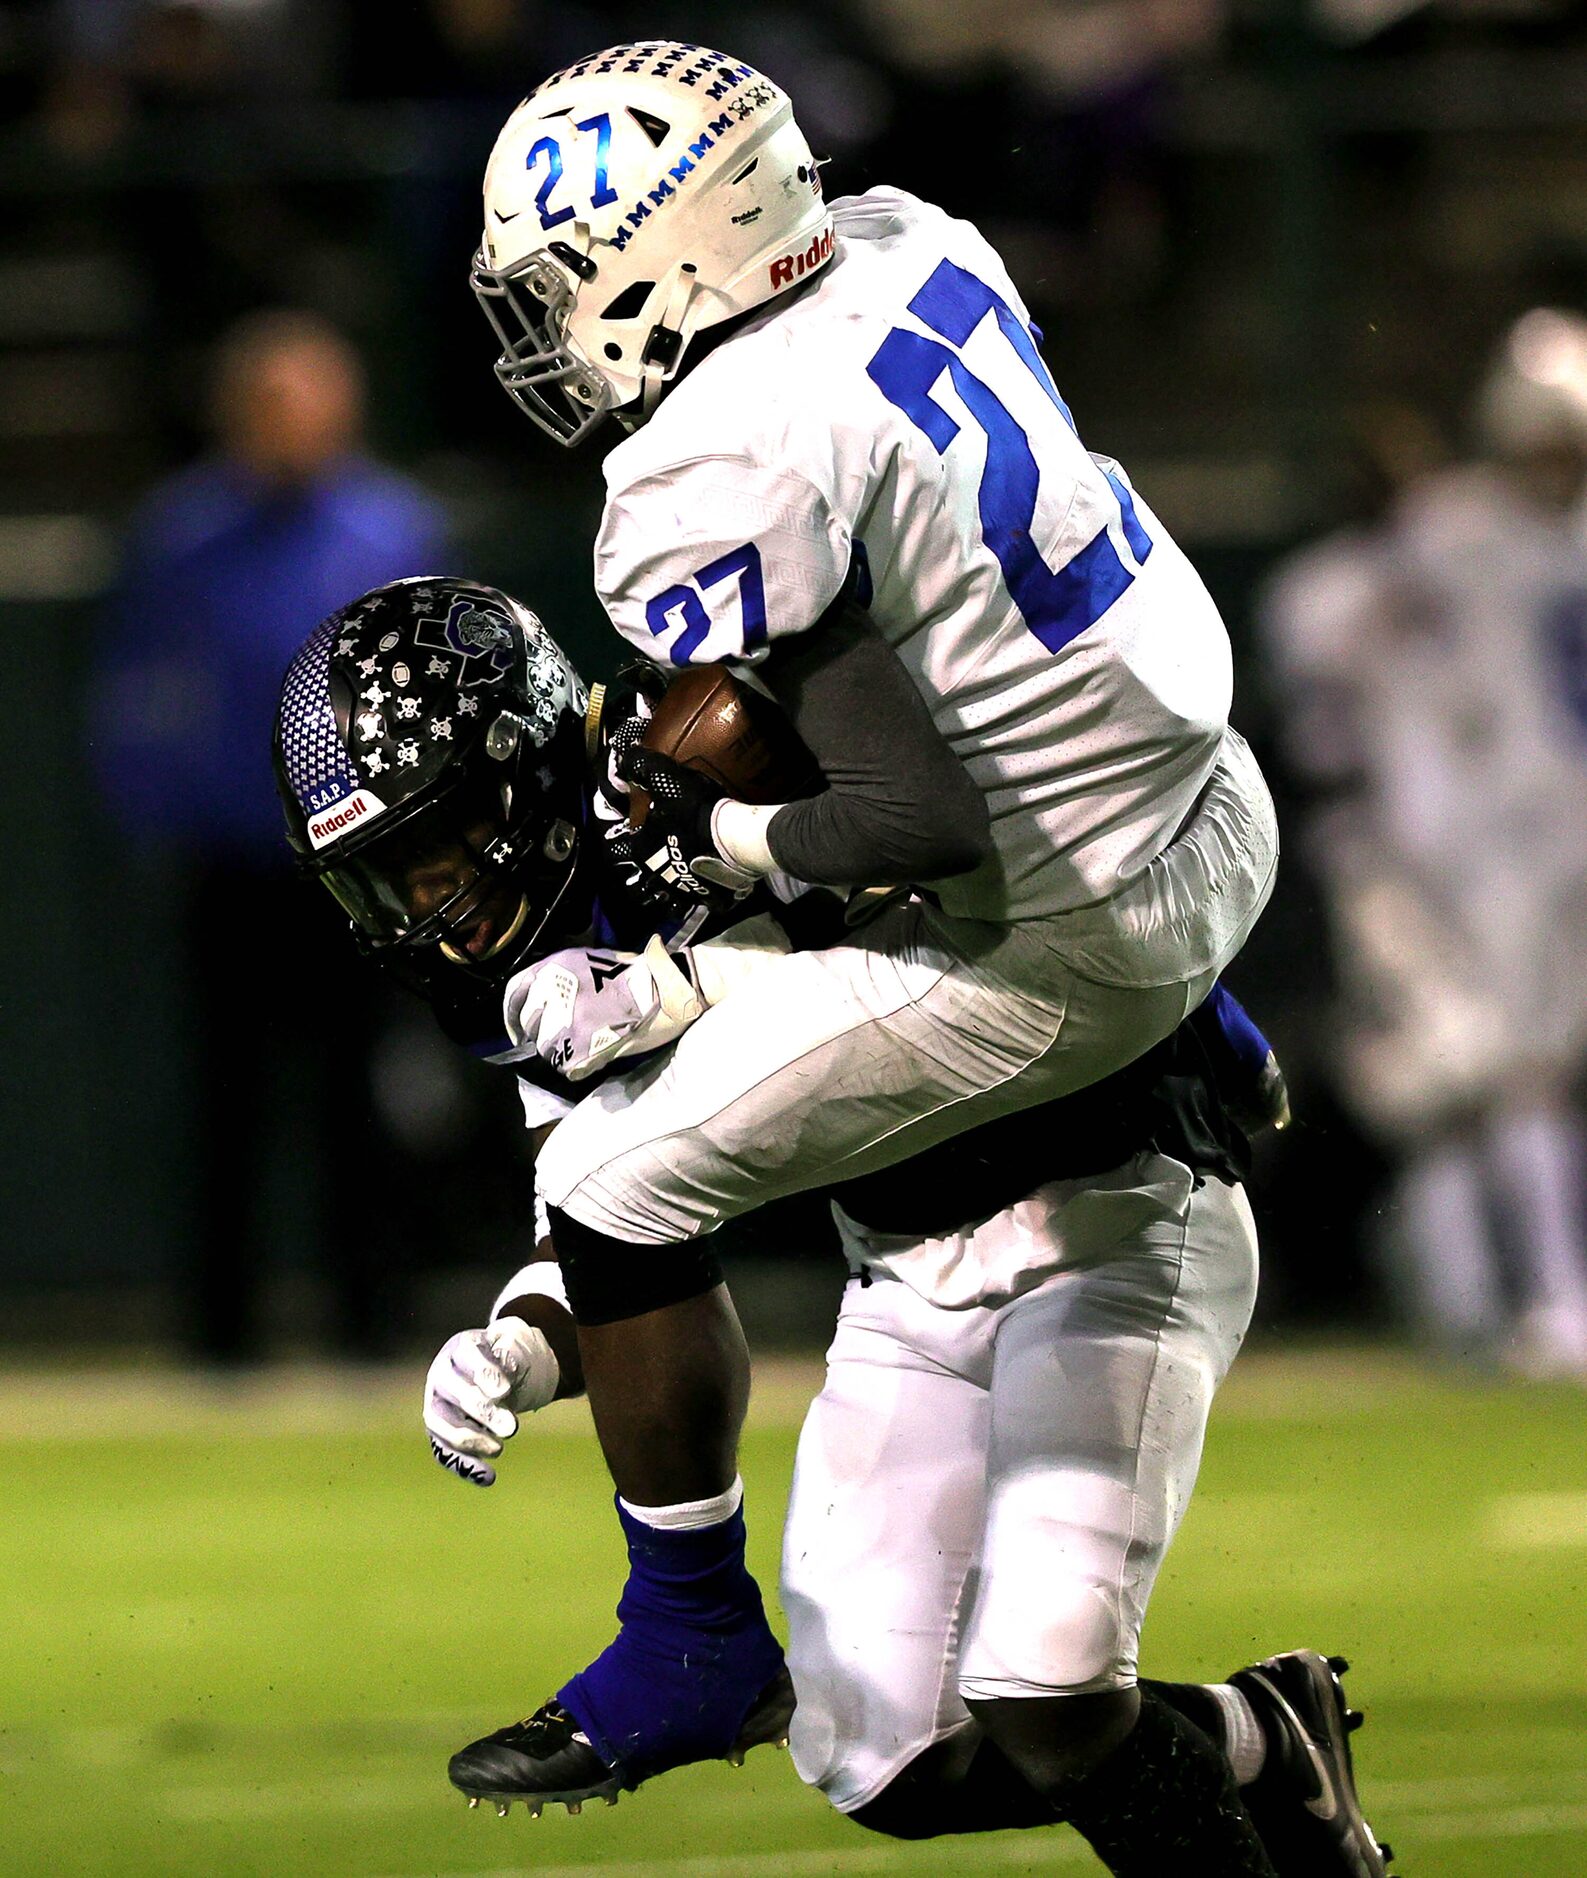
[535,729,1276,1295]
[781,1165,1260,1813]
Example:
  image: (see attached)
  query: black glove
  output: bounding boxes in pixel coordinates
[605,744,759,916]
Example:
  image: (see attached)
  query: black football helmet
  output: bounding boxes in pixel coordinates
[274,576,591,984]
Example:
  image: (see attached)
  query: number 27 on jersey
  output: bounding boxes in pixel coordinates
[868,259,1152,656]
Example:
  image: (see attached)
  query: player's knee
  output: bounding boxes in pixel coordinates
[965,1687,1140,1795]
[847,1785,940,1840]
[546,1206,723,1326]
[844,1735,977,1840]
[841,1728,1060,1839]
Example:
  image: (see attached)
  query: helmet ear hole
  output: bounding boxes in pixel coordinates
[601,281,655,322]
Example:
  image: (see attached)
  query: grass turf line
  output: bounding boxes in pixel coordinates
[1,1349,1584,1877]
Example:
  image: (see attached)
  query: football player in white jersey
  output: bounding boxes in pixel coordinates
[275,579,1387,1875]
[464,41,1282,1871]
[445,1002,1390,1878]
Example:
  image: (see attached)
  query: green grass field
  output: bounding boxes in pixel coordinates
[3,1347,1585,1878]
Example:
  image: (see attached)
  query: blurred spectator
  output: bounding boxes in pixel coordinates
[854,0,1227,314]
[39,0,341,159]
[34,0,355,407]
[857,0,1224,93]
[1261,341,1587,1377]
[92,309,447,1364]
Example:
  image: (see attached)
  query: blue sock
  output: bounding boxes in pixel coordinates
[556,1496,785,1779]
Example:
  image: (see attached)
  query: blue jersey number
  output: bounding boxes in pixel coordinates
[525,137,573,230]
[867,260,1151,655]
[577,114,618,209]
[645,542,767,664]
[526,116,617,229]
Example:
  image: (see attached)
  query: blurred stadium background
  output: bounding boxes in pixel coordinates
[5,0,1587,1872]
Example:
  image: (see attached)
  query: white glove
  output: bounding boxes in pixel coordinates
[498,937,705,1083]
[423,1318,560,1488]
[496,917,795,1084]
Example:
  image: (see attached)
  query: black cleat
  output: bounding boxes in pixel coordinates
[1230,1650,1395,1877]
[449,1668,797,1812]
[449,1700,623,1815]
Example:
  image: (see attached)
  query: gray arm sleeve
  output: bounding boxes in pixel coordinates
[756,599,993,886]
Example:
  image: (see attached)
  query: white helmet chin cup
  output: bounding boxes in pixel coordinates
[474,44,834,445]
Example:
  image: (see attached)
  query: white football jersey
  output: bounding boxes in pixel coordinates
[595,187,1234,921]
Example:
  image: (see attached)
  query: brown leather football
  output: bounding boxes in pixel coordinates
[630,666,821,824]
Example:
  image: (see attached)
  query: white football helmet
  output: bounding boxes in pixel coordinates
[472,42,833,446]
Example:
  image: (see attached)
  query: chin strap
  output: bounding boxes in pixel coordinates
[639,263,700,417]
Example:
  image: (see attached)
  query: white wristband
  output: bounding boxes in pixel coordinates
[489,1259,570,1324]
[711,798,782,877]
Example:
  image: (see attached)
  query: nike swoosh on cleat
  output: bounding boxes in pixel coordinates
[1289,1698,1343,1820]
[1304,1754,1341,1821]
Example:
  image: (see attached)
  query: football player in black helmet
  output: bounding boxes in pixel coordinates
[276,569,813,1797]
[274,577,591,1000]
[272,583,1392,1878]
[274,573,749,1061]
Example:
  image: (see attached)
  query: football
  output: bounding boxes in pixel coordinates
[630,666,822,824]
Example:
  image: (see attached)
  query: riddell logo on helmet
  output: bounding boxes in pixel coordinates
[308,788,387,850]
[769,226,833,290]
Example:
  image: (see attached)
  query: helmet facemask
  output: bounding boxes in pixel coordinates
[471,248,616,446]
[314,757,582,980]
